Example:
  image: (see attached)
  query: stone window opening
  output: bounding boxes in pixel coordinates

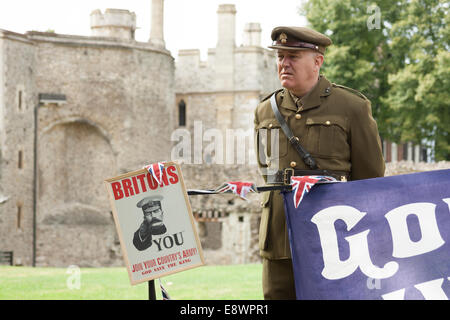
[16,203,23,230]
[178,100,186,127]
[18,90,22,111]
[18,150,23,169]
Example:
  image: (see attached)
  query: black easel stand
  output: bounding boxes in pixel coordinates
[148,280,156,300]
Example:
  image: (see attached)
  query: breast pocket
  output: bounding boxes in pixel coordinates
[305,115,349,159]
[255,119,288,165]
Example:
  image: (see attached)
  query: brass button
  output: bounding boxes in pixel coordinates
[325,120,331,125]
[268,123,273,129]
[295,114,302,120]
[290,161,296,168]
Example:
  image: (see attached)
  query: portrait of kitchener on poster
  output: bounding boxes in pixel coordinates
[104,161,204,285]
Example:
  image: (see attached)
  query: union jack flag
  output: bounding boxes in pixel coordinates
[144,162,165,184]
[214,181,257,200]
[159,278,171,300]
[291,176,338,208]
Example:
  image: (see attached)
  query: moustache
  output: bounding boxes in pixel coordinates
[145,217,163,224]
[280,70,293,75]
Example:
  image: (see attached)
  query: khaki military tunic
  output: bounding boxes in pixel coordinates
[254,75,385,260]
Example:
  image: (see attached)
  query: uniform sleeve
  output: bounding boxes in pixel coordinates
[254,105,269,182]
[349,99,385,180]
[254,105,259,127]
[254,106,265,168]
[254,106,260,166]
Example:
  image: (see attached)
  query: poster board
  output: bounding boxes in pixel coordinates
[104,161,204,285]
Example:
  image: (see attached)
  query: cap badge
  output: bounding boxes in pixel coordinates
[279,33,288,44]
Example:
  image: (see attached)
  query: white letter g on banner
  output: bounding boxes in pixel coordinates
[311,205,398,280]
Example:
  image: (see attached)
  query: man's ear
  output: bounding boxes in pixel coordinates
[315,53,324,70]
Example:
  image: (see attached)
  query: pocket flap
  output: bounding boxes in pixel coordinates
[305,115,348,131]
[255,118,281,130]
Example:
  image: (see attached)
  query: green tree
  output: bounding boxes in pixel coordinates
[301,0,449,160]
[300,0,399,138]
[382,0,449,160]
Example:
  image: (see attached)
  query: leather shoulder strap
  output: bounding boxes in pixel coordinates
[269,93,319,170]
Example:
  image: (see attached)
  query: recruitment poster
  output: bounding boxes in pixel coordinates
[104,161,204,285]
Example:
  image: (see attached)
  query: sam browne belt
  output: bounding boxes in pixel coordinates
[269,93,319,170]
[266,168,348,185]
[268,92,348,185]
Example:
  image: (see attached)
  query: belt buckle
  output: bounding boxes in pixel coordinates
[283,168,295,185]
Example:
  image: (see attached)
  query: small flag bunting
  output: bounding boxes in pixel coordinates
[214,181,257,200]
[159,278,171,300]
[144,162,165,184]
[291,175,338,208]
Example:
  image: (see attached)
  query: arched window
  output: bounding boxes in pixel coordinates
[178,100,186,127]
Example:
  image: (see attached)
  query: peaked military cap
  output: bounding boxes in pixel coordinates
[137,195,163,211]
[268,26,332,54]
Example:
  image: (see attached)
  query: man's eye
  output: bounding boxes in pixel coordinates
[278,54,299,60]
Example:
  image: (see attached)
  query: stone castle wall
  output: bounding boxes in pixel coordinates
[180,163,264,265]
[0,31,36,266]
[0,30,176,267]
[0,3,280,268]
[175,44,279,133]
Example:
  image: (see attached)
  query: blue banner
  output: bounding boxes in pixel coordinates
[283,169,450,300]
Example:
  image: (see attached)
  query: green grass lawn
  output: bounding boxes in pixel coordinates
[0,263,263,300]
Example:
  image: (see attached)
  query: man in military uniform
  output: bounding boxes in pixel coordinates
[133,195,167,251]
[254,26,385,299]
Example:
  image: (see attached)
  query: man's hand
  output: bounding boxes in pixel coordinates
[139,221,150,238]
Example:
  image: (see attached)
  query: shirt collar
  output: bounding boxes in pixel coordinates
[281,75,332,112]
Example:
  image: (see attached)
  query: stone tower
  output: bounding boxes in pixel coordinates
[215,4,236,92]
[149,0,165,47]
[90,9,137,40]
[0,29,36,266]
[175,3,279,137]
[213,4,237,131]
[0,3,174,266]
[243,23,262,47]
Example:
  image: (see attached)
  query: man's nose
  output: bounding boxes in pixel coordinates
[279,56,290,68]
